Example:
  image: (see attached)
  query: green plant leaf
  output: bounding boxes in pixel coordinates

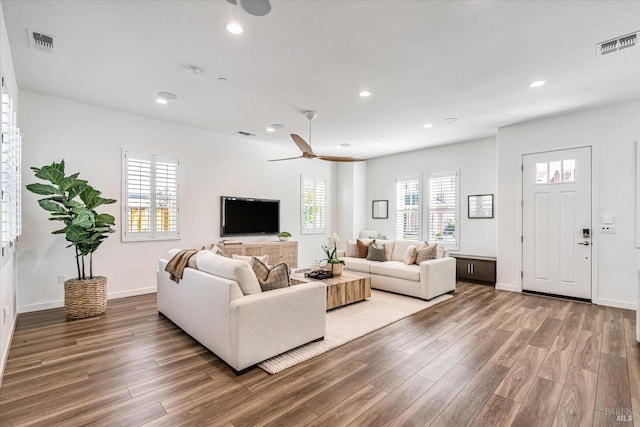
[26,183,59,195]
[72,210,95,229]
[60,176,88,194]
[95,213,115,225]
[34,163,65,185]
[38,199,68,214]
[65,225,90,242]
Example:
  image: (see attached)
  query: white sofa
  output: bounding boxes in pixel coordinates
[339,239,456,300]
[157,251,326,373]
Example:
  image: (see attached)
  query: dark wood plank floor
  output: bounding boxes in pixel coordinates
[0,283,637,426]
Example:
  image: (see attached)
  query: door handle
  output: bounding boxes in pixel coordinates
[578,241,590,246]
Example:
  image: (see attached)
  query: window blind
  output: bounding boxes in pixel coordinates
[428,171,458,249]
[123,151,179,241]
[0,92,21,246]
[301,176,326,234]
[395,176,420,240]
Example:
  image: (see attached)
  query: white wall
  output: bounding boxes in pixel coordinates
[0,1,19,384]
[335,162,367,248]
[365,137,497,256]
[497,100,640,309]
[18,91,335,312]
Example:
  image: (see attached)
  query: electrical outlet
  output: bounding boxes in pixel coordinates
[600,225,616,234]
[58,275,65,284]
[3,305,9,323]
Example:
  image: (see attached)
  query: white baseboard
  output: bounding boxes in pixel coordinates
[18,287,158,314]
[0,312,17,387]
[496,283,521,293]
[593,298,637,311]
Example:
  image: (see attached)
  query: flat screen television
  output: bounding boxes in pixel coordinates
[221,196,280,236]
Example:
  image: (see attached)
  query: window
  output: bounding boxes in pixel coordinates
[122,151,179,241]
[536,159,576,184]
[1,91,21,246]
[395,176,421,240]
[428,171,458,249]
[301,176,326,234]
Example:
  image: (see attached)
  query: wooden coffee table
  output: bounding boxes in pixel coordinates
[290,270,371,310]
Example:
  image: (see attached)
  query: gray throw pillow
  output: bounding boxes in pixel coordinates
[366,243,386,262]
[251,258,290,291]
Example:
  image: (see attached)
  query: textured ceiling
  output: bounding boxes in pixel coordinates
[3,0,639,159]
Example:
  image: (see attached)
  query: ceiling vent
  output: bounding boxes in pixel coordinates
[597,31,637,56]
[28,29,54,52]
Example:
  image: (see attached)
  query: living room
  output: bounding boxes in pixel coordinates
[1,1,639,425]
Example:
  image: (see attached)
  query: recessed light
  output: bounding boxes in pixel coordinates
[218,77,228,83]
[529,80,546,88]
[340,143,351,147]
[266,127,275,132]
[442,117,458,124]
[358,90,372,97]
[156,91,177,104]
[423,123,433,128]
[226,22,243,35]
[270,123,284,130]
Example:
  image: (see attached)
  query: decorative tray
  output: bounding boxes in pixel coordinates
[304,270,334,280]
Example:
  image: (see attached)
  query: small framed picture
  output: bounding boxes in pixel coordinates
[468,194,494,219]
[372,200,388,219]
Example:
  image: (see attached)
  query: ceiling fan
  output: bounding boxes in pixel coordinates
[226,0,271,17]
[269,111,365,163]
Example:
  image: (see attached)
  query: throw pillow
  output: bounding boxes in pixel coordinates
[345,239,357,257]
[435,244,445,259]
[403,245,418,265]
[251,258,290,291]
[232,253,269,265]
[209,245,229,257]
[356,238,374,258]
[196,251,262,295]
[366,242,386,262]
[415,244,437,264]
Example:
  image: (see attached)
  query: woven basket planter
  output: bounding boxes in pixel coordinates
[64,276,107,319]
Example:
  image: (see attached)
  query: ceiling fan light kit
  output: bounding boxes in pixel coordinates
[269,111,365,163]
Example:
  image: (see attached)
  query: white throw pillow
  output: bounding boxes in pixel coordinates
[403,245,418,265]
[345,239,357,257]
[436,244,445,259]
[196,251,262,295]
[232,254,269,265]
[375,239,395,260]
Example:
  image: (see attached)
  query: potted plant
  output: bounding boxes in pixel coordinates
[322,233,345,276]
[26,160,116,319]
[277,231,291,242]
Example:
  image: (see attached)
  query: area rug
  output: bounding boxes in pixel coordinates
[258,290,453,374]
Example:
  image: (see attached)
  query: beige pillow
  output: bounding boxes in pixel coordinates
[435,244,445,259]
[356,239,374,258]
[232,253,269,265]
[251,258,290,291]
[403,245,418,265]
[415,244,437,264]
[196,251,262,295]
[209,245,229,257]
[345,239,357,257]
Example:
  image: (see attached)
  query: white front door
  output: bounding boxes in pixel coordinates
[522,147,592,299]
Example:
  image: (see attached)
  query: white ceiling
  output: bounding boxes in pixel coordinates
[3,0,639,159]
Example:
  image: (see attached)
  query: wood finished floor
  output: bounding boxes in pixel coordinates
[0,282,637,427]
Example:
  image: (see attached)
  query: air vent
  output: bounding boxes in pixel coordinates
[597,31,637,56]
[28,29,54,52]
[237,131,255,137]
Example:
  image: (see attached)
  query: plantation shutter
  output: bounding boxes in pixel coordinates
[428,171,459,249]
[395,176,421,240]
[1,91,20,245]
[123,151,179,241]
[301,176,326,234]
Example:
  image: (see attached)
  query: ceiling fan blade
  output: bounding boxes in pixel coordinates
[240,0,271,16]
[268,155,305,162]
[318,155,366,162]
[291,134,313,155]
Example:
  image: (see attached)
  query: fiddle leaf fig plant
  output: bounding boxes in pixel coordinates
[26,160,116,280]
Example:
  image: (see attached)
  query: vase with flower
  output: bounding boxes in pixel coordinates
[322,233,345,276]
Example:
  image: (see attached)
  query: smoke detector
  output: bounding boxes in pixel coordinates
[597,31,637,56]
[27,29,54,52]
